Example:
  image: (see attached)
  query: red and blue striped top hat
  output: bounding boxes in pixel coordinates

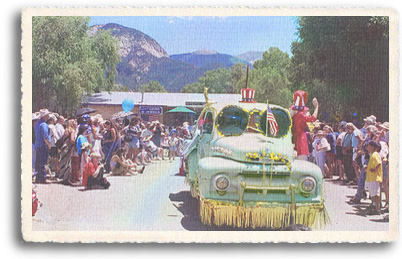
[240,88,256,103]
[290,90,309,112]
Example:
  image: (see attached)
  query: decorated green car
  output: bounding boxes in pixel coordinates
[181,88,328,230]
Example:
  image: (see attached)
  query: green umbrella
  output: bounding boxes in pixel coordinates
[167,106,195,113]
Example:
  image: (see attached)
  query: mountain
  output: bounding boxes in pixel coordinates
[90,23,202,92]
[170,50,249,69]
[91,23,255,92]
[236,51,264,64]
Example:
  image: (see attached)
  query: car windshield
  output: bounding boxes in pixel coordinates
[216,106,291,138]
[216,106,249,136]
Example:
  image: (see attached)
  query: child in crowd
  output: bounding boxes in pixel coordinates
[365,140,383,215]
[169,132,179,161]
[160,133,170,159]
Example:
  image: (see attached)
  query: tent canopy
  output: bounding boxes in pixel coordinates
[167,106,195,113]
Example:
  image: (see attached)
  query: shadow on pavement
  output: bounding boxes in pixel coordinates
[345,204,370,217]
[329,179,358,190]
[370,217,389,223]
[169,191,301,231]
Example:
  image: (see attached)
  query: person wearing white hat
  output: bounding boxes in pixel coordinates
[34,109,52,183]
[378,122,389,144]
[361,115,376,138]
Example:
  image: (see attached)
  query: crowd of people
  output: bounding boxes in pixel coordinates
[304,116,389,216]
[289,90,389,217]
[32,102,390,216]
[32,108,193,190]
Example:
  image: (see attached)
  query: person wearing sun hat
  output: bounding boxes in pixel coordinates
[290,90,319,161]
[378,122,389,144]
[34,109,52,183]
[360,115,376,138]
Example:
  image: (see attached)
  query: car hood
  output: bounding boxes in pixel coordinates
[210,133,294,165]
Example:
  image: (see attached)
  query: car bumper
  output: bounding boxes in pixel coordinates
[199,197,328,229]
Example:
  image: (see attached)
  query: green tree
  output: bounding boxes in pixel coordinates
[181,81,203,93]
[140,80,167,92]
[181,64,247,93]
[237,47,293,107]
[291,16,389,121]
[32,16,120,115]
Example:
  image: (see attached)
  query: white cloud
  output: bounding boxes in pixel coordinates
[167,16,194,23]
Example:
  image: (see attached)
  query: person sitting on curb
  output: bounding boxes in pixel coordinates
[110,149,145,176]
[143,135,163,161]
[82,152,111,190]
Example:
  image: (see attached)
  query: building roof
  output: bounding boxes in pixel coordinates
[84,91,242,107]
[167,106,196,113]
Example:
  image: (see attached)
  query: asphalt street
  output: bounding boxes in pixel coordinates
[32,159,389,231]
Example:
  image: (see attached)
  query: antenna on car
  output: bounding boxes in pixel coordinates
[245,65,249,89]
[240,65,255,103]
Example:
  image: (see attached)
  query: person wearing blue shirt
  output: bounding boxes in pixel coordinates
[351,127,362,185]
[76,124,90,185]
[34,109,51,183]
[342,123,356,183]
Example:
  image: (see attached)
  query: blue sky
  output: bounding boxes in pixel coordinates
[89,16,299,56]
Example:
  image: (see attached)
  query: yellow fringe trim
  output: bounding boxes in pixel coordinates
[199,198,329,229]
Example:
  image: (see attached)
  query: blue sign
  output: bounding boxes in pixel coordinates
[139,106,163,115]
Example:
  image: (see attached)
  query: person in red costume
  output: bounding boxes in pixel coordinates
[290,90,319,161]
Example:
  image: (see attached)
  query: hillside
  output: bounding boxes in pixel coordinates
[90,23,203,92]
[236,51,264,64]
[91,23,253,92]
[170,50,248,69]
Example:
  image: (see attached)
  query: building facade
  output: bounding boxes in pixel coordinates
[84,91,241,126]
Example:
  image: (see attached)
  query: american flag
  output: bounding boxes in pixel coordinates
[267,104,279,136]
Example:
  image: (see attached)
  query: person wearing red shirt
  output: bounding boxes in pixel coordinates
[290,90,319,161]
[83,152,110,190]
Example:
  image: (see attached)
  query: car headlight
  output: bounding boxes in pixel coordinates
[301,177,316,192]
[213,174,230,191]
